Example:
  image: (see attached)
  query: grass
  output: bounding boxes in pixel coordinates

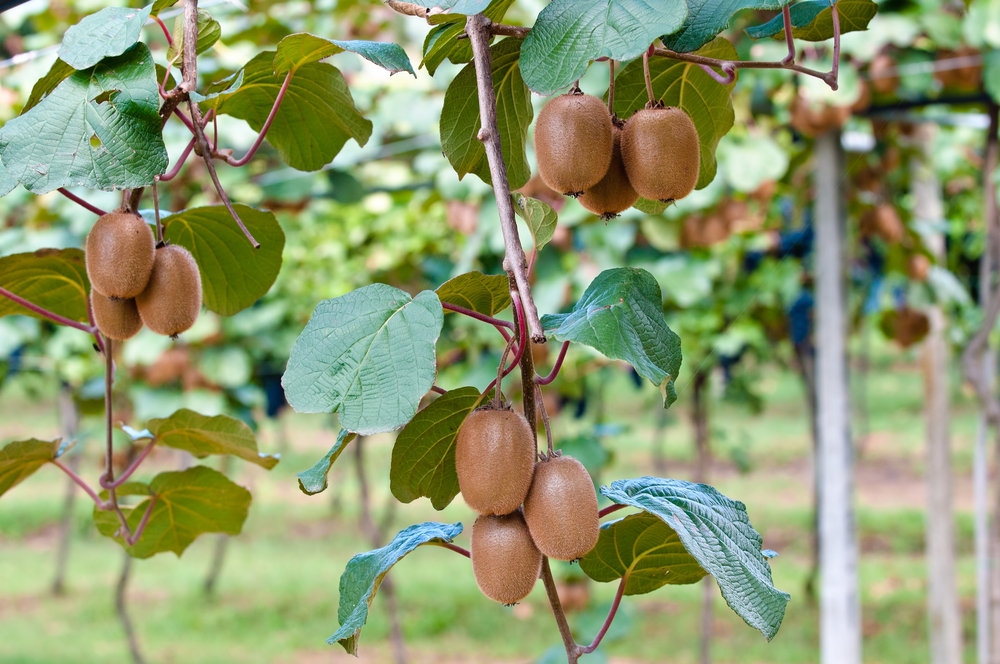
[0,344,986,663]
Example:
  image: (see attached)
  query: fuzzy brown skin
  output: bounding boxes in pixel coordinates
[534,93,614,196]
[85,212,155,299]
[579,127,639,219]
[523,455,599,561]
[136,244,202,336]
[470,511,542,604]
[621,107,700,203]
[91,291,143,340]
[908,254,931,282]
[456,408,536,515]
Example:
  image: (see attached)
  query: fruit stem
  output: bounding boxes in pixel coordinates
[465,12,546,343]
[539,557,581,663]
[56,188,106,216]
[781,5,795,65]
[535,384,554,457]
[642,51,655,106]
[535,340,569,385]
[607,60,615,115]
[223,71,294,167]
[0,286,99,335]
[579,572,629,654]
[152,178,163,244]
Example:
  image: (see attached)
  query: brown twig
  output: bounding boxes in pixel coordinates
[643,50,656,105]
[607,60,616,115]
[540,557,581,663]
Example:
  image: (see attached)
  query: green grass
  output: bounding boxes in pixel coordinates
[0,350,984,663]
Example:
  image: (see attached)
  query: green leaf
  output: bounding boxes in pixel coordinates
[23,58,75,114]
[541,267,682,407]
[189,70,244,106]
[662,0,791,53]
[146,409,279,469]
[511,192,557,253]
[213,52,372,172]
[0,438,69,498]
[633,197,670,215]
[580,511,706,594]
[965,0,1000,49]
[297,429,356,495]
[273,34,414,76]
[0,43,168,194]
[520,0,689,96]
[162,205,285,316]
[0,249,90,323]
[420,0,514,75]
[440,37,532,190]
[612,38,737,190]
[94,466,251,558]
[0,157,18,198]
[746,0,878,42]
[282,284,444,435]
[436,272,511,317]
[58,5,152,69]
[166,8,221,62]
[390,386,484,510]
[329,522,464,654]
[150,0,179,16]
[987,50,1000,103]
[602,477,790,640]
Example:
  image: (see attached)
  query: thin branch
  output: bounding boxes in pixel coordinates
[781,6,795,65]
[540,557,581,663]
[125,496,158,546]
[580,573,628,654]
[101,439,156,490]
[466,13,545,343]
[160,90,189,130]
[535,341,569,385]
[643,50,656,104]
[829,4,840,87]
[86,296,106,354]
[159,136,196,182]
[430,385,447,395]
[57,188,106,215]
[599,503,626,519]
[429,541,471,558]
[222,71,293,167]
[607,60,616,115]
[652,46,836,88]
[0,287,98,334]
[52,459,107,508]
[103,337,132,540]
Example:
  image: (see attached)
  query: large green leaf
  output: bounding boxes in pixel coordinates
[965,0,1000,49]
[436,272,511,317]
[390,386,484,510]
[213,52,372,172]
[541,268,682,407]
[0,249,90,323]
[297,429,356,495]
[520,0,689,96]
[146,409,279,469]
[662,0,791,53]
[23,59,75,114]
[420,0,515,75]
[602,477,789,640]
[0,438,69,498]
[745,0,878,42]
[162,205,285,316]
[612,38,737,190]
[274,34,414,76]
[0,43,168,194]
[166,8,221,62]
[511,192,557,253]
[440,37,532,190]
[58,5,152,69]
[282,284,444,435]
[580,511,706,594]
[0,157,15,198]
[329,522,464,654]
[94,466,251,558]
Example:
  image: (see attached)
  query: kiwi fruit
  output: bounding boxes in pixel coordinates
[85,211,155,299]
[882,307,930,349]
[578,127,639,220]
[534,93,614,197]
[908,254,931,282]
[621,107,700,204]
[869,53,898,95]
[523,455,599,561]
[934,48,981,90]
[455,407,536,515]
[470,510,542,605]
[135,244,202,337]
[90,291,142,340]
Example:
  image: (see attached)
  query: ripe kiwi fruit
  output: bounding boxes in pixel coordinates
[579,126,639,220]
[455,406,536,515]
[470,510,542,605]
[135,244,202,337]
[908,254,931,282]
[90,291,142,340]
[85,211,155,299]
[534,92,614,197]
[621,106,700,204]
[869,53,898,95]
[523,455,599,561]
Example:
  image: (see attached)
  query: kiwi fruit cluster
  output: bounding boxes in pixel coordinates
[789,94,851,138]
[85,211,202,341]
[455,405,600,605]
[534,89,700,220]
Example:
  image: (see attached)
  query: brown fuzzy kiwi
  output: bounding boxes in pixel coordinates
[534,93,614,197]
[90,291,142,341]
[135,244,202,337]
[621,107,700,204]
[579,127,639,220]
[873,204,904,243]
[908,254,931,282]
[455,407,536,515]
[85,211,155,299]
[470,510,542,605]
[869,54,898,95]
[522,455,599,561]
[935,48,981,90]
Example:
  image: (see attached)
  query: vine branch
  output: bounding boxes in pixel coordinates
[540,557,580,663]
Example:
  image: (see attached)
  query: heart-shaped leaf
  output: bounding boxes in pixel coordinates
[58,5,152,69]
[0,249,90,323]
[282,284,444,435]
[146,409,279,469]
[662,0,791,53]
[746,0,878,42]
[436,272,511,317]
[0,438,71,498]
[297,429,356,495]
[274,34,414,76]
